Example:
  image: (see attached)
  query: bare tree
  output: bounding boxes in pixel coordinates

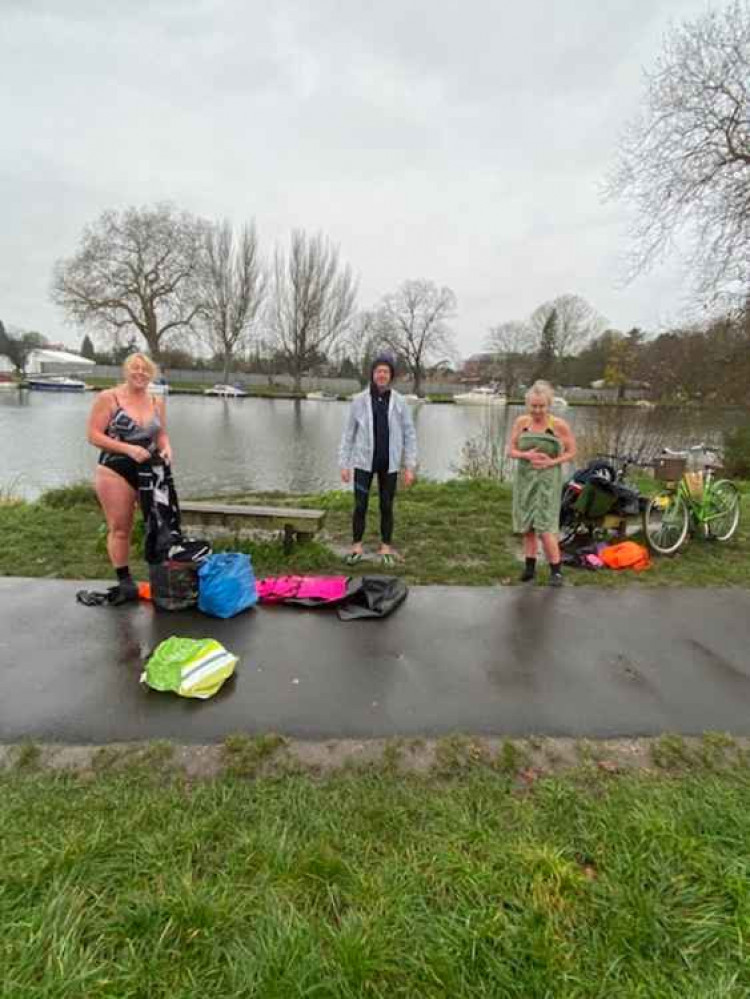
[0,322,46,376]
[344,309,382,387]
[485,320,534,396]
[529,294,606,360]
[607,0,750,308]
[268,230,357,393]
[378,279,457,397]
[197,219,266,384]
[52,203,206,362]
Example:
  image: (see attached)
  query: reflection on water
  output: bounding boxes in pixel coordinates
[0,390,739,500]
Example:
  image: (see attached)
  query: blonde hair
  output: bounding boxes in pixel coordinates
[123,353,157,380]
[525,380,555,408]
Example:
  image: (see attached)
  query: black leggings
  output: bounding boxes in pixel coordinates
[353,469,398,544]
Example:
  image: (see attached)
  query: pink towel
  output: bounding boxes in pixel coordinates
[257,575,348,604]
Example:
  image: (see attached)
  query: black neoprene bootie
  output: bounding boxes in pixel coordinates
[108,577,139,605]
[520,557,536,582]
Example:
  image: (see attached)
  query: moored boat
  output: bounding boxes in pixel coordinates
[26,375,88,393]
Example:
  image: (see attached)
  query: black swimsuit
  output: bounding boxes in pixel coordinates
[98,395,161,490]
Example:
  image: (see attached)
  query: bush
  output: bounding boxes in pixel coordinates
[39,482,99,509]
[453,423,509,481]
[723,423,750,479]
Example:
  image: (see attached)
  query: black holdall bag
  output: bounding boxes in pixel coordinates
[337,576,408,621]
[148,560,200,612]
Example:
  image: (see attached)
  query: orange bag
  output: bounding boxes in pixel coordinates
[599,541,651,571]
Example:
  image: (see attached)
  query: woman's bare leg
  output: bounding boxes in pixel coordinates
[523,531,538,558]
[540,532,561,565]
[95,467,137,570]
[540,532,563,585]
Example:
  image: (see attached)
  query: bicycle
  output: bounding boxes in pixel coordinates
[642,444,741,556]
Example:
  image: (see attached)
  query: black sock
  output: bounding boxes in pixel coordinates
[521,557,536,580]
[550,561,562,576]
[115,566,132,583]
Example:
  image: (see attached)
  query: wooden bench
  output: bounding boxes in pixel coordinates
[180,502,327,553]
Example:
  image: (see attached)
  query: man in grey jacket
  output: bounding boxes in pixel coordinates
[338,353,418,566]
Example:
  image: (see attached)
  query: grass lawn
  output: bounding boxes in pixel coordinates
[2,760,750,998]
[1,478,749,586]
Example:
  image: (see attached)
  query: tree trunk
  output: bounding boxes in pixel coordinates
[413,366,423,398]
[222,353,231,385]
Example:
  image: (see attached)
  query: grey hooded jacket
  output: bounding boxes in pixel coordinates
[338,389,418,474]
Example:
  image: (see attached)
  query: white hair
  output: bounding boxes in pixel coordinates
[525,380,555,407]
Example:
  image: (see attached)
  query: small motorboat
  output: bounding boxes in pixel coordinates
[148,378,170,396]
[306,391,339,401]
[453,386,507,406]
[204,384,248,398]
[26,375,88,393]
[552,395,569,409]
[402,394,426,406]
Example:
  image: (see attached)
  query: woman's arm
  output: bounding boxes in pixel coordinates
[549,419,576,467]
[87,392,132,456]
[87,390,152,463]
[155,398,173,462]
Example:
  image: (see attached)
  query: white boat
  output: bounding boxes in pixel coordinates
[552,395,568,409]
[402,394,427,405]
[306,391,339,401]
[148,378,170,396]
[0,380,18,390]
[204,384,248,398]
[26,375,88,393]
[453,386,507,406]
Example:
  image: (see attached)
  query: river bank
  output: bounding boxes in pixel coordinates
[1,479,748,586]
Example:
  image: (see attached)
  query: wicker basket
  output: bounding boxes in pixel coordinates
[654,456,686,482]
[684,470,704,498]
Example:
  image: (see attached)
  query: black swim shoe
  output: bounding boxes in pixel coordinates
[520,557,536,583]
[107,578,139,605]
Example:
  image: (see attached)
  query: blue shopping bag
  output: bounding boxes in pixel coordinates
[197,553,257,618]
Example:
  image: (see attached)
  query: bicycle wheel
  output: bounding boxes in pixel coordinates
[705,480,740,542]
[643,490,689,555]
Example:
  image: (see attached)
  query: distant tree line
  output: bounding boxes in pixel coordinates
[41,203,459,395]
[482,302,750,405]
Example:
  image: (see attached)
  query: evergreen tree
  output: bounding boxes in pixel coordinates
[80,334,96,360]
[535,309,557,380]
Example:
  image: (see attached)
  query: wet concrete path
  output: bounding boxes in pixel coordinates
[1,578,750,743]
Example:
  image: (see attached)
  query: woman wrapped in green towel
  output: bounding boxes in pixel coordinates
[508,381,576,586]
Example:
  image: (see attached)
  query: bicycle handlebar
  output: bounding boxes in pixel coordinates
[662,444,707,457]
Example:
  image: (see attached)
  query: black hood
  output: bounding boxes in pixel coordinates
[370,353,396,382]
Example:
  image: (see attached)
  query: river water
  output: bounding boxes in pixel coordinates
[0,390,737,500]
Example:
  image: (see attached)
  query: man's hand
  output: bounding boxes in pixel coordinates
[403,468,416,487]
[341,469,351,484]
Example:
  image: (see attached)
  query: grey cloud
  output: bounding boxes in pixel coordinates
[0,0,714,353]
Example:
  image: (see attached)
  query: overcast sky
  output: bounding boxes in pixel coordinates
[1,0,710,358]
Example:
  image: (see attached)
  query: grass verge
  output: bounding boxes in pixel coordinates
[1,479,749,586]
[2,759,750,997]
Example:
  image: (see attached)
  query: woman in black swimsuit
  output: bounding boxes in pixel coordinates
[87,353,173,600]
